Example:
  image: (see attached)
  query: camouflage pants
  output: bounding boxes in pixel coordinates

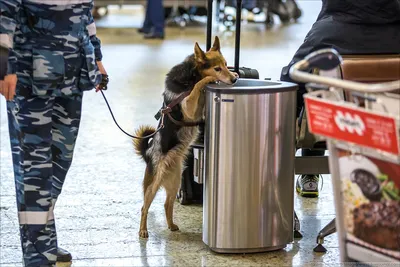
[7,93,83,267]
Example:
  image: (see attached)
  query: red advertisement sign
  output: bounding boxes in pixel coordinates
[305,97,400,155]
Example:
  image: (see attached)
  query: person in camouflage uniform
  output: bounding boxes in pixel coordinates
[0,1,107,266]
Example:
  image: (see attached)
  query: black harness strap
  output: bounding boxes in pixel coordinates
[158,91,204,127]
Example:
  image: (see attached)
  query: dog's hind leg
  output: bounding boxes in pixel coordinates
[139,171,162,238]
[143,165,154,199]
[163,163,182,231]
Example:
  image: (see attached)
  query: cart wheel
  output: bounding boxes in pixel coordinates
[103,7,109,16]
[178,189,190,205]
[294,230,303,239]
[265,13,274,29]
[313,244,327,253]
[179,19,187,28]
[92,7,101,19]
[223,13,235,28]
[92,7,108,19]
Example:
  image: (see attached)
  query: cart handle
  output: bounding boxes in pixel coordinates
[289,48,400,93]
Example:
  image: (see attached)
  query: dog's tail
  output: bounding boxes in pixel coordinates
[133,125,156,163]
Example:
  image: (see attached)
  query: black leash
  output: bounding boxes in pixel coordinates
[98,74,163,139]
[100,90,164,139]
[99,74,202,140]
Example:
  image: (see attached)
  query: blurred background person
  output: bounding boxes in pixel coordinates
[138,0,165,39]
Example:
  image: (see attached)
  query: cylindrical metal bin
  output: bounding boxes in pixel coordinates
[203,79,298,253]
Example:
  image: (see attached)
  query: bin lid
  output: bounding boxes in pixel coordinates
[205,79,297,94]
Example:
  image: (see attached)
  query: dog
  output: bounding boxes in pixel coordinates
[133,36,238,238]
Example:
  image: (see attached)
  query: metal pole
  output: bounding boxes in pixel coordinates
[207,0,214,51]
[234,0,242,74]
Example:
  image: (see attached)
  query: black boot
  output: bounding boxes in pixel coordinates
[57,247,72,262]
[144,32,165,40]
[137,27,151,34]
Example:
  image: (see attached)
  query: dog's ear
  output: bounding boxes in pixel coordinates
[194,42,206,64]
[210,36,220,52]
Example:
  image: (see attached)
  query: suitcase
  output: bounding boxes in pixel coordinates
[177,0,260,205]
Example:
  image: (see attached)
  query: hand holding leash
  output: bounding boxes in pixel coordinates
[96,61,109,92]
[96,74,109,92]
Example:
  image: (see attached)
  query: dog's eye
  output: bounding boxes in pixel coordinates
[214,67,222,72]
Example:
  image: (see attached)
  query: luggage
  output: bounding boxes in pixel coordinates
[177,0,260,205]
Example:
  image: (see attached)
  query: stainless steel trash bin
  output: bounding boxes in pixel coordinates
[203,79,298,253]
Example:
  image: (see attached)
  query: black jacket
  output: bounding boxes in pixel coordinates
[317,0,400,25]
[281,0,400,116]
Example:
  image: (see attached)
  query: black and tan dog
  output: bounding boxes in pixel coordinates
[133,36,238,238]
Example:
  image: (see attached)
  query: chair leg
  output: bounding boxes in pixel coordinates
[293,211,303,238]
[313,218,336,252]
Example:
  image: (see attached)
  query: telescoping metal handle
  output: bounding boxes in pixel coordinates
[289,48,400,94]
[206,0,243,74]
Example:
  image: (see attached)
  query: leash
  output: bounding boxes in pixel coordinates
[100,89,164,139]
[98,74,202,140]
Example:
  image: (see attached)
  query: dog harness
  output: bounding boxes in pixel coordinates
[155,91,205,127]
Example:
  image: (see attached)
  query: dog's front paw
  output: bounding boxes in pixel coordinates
[169,224,179,231]
[204,76,218,84]
[139,229,149,238]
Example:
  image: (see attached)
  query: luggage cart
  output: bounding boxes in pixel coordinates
[290,48,400,264]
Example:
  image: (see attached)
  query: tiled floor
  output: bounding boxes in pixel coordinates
[0,2,342,266]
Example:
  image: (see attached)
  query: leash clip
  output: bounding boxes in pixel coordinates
[154,106,170,121]
[160,113,165,129]
[161,106,172,114]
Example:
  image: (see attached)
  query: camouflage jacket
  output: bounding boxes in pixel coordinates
[0,0,103,96]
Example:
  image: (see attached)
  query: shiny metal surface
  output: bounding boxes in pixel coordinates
[316,218,336,244]
[206,79,293,94]
[203,79,297,252]
[193,147,204,184]
[211,244,286,254]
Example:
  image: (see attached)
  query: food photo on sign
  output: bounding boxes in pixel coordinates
[337,149,400,259]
